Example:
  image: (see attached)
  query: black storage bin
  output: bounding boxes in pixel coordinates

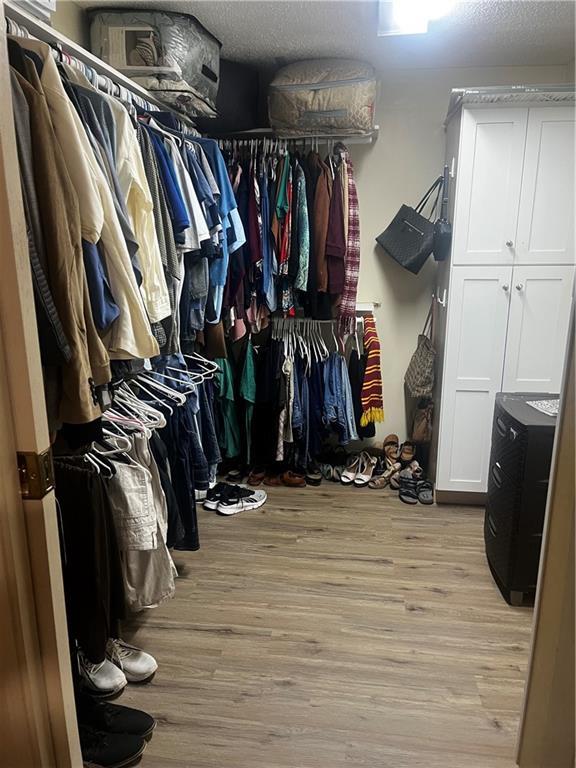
[484,393,557,606]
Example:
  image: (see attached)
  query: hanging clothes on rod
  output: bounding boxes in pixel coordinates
[215,316,384,486]
[218,138,362,337]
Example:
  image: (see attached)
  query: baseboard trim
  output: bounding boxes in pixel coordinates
[435,490,486,506]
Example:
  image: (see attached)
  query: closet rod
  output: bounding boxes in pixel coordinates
[214,128,379,145]
[4,0,198,130]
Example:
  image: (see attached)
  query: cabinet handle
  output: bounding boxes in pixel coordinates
[515,283,524,291]
[502,284,509,292]
[506,240,514,248]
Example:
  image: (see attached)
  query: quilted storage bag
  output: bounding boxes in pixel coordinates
[268,59,376,136]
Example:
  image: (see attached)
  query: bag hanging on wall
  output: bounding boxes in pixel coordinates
[412,398,434,443]
[433,164,452,262]
[376,175,443,275]
[404,303,436,398]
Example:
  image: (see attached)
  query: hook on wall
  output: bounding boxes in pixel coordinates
[434,287,447,307]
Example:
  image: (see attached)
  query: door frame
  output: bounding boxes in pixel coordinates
[0,2,81,764]
[516,307,575,767]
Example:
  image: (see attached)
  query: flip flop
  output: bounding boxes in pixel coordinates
[417,480,434,505]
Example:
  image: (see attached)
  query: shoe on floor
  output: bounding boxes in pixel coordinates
[204,482,235,510]
[263,474,283,487]
[217,487,267,515]
[305,463,322,486]
[369,461,401,489]
[398,472,419,504]
[77,695,156,742]
[354,452,378,487]
[247,468,266,486]
[107,639,158,684]
[80,725,146,768]
[341,454,360,485]
[417,479,434,505]
[282,470,307,488]
[78,651,127,698]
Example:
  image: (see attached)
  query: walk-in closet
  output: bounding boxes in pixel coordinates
[0,1,574,767]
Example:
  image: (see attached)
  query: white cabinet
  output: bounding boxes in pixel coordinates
[503,265,574,393]
[516,108,575,265]
[437,102,575,496]
[437,267,512,493]
[452,108,527,266]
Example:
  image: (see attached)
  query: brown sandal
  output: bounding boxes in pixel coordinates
[369,461,401,489]
[399,441,416,465]
[383,434,400,468]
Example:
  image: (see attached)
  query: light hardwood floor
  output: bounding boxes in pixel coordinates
[122,486,533,768]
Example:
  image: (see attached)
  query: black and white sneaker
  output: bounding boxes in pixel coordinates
[217,487,267,515]
[204,482,235,510]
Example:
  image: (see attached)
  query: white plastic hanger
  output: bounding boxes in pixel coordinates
[136,374,187,406]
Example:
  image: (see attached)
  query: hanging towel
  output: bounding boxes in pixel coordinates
[360,315,384,426]
[339,149,360,330]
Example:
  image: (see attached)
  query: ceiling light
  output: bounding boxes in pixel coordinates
[379,0,456,36]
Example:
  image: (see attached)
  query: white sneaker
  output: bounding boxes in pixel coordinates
[78,650,127,697]
[107,638,158,684]
[217,487,267,516]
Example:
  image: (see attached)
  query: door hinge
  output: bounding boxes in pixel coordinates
[17,449,54,500]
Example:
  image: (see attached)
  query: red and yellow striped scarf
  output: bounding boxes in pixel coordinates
[360,315,384,426]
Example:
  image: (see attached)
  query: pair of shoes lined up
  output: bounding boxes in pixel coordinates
[204,482,267,515]
[246,467,309,488]
[340,451,378,487]
[79,639,158,699]
[78,691,155,767]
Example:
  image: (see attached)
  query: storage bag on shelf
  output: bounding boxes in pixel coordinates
[89,9,221,118]
[268,58,376,136]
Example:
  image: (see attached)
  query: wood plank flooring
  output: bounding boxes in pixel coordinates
[122,486,533,768]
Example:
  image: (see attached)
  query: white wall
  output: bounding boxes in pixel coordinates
[350,64,570,444]
[52,1,88,48]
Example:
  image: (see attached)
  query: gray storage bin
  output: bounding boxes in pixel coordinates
[89,9,221,117]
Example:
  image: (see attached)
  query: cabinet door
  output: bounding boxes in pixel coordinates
[453,108,527,266]
[437,266,512,493]
[503,265,574,393]
[516,107,575,265]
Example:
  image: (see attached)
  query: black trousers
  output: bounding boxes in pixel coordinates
[55,461,125,663]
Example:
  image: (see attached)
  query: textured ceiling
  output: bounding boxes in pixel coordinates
[80,1,575,69]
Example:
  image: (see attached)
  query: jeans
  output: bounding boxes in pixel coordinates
[322,354,358,445]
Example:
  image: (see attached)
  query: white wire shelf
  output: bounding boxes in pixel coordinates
[214,127,380,145]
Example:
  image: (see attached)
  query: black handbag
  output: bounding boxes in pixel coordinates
[433,165,452,262]
[376,176,443,275]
